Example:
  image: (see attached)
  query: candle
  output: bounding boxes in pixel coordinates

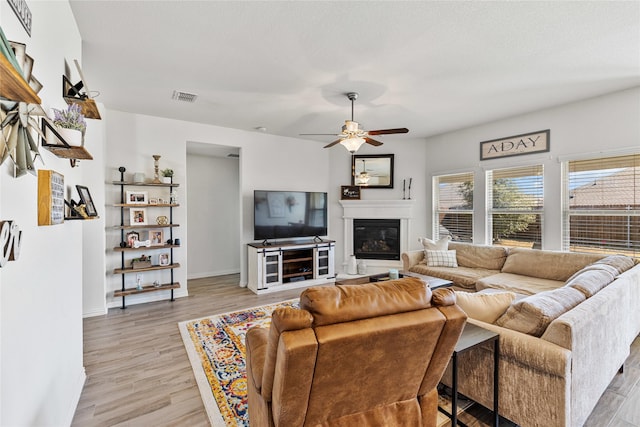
[403,179,406,191]
[409,178,412,189]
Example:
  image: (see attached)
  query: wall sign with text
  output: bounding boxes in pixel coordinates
[480,130,550,160]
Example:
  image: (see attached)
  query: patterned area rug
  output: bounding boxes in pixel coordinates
[179,300,475,427]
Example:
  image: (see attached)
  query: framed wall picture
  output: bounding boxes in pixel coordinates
[129,207,147,225]
[148,229,164,246]
[341,185,361,200]
[126,231,140,248]
[479,129,550,160]
[126,190,148,205]
[76,185,98,217]
[351,154,394,188]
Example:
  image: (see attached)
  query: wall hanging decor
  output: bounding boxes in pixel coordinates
[351,154,394,189]
[340,185,361,200]
[480,129,550,160]
[37,169,64,225]
[0,220,22,267]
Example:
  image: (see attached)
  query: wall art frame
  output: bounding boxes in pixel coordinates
[480,129,550,160]
[351,154,394,189]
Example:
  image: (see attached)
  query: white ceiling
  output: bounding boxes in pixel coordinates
[69,1,640,147]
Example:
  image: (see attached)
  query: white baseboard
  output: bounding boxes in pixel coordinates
[82,306,108,318]
[65,366,87,426]
[187,268,240,280]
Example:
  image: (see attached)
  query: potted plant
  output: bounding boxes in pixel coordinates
[161,168,174,184]
[51,103,87,147]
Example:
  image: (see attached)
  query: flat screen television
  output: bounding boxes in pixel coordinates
[254,190,328,241]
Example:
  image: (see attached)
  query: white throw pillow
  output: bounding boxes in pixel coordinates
[418,236,450,251]
[455,291,517,324]
[425,250,458,268]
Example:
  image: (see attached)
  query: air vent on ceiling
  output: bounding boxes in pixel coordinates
[171,90,197,103]
[227,153,240,158]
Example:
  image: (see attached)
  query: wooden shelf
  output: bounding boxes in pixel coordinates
[65,216,100,221]
[64,96,101,119]
[114,263,180,274]
[114,282,180,297]
[113,224,180,230]
[42,144,93,160]
[113,244,180,251]
[283,257,313,263]
[0,52,41,104]
[112,181,179,188]
[114,203,179,208]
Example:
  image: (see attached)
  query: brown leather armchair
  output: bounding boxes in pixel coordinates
[245,277,467,427]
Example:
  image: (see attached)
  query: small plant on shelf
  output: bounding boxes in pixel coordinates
[161,168,173,183]
[52,103,87,132]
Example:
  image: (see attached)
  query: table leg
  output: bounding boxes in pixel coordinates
[493,339,499,427]
[452,351,458,427]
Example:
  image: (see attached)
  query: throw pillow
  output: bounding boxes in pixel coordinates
[425,250,458,268]
[418,236,450,251]
[454,291,516,324]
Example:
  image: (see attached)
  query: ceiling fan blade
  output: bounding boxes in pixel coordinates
[365,137,384,146]
[300,133,340,136]
[323,138,343,149]
[367,128,409,136]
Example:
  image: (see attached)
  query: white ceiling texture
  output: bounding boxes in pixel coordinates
[69,1,640,150]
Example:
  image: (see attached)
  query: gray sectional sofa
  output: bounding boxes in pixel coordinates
[401,242,640,427]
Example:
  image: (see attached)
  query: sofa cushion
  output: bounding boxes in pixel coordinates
[425,250,458,267]
[409,264,498,289]
[449,242,508,270]
[418,236,450,251]
[476,272,565,295]
[495,286,586,337]
[564,268,616,298]
[454,291,516,323]
[592,255,636,275]
[501,248,604,281]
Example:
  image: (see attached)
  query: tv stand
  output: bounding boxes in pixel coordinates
[247,239,335,294]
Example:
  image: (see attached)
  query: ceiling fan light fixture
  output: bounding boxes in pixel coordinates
[340,136,366,153]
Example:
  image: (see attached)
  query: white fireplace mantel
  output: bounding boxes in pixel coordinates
[339,199,416,272]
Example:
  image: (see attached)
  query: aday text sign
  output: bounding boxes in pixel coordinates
[480,130,550,160]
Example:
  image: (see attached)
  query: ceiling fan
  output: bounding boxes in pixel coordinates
[301,92,409,153]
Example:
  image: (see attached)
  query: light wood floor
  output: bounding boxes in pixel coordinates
[72,274,640,426]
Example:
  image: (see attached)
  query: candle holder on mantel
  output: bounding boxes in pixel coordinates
[152,154,162,184]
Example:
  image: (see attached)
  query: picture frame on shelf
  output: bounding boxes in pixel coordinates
[351,154,394,189]
[126,231,140,248]
[148,197,158,205]
[158,252,170,266]
[129,207,147,225]
[148,229,164,246]
[76,185,98,216]
[126,190,148,205]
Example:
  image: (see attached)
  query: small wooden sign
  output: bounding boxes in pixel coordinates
[38,170,64,225]
[480,130,550,160]
[341,185,361,200]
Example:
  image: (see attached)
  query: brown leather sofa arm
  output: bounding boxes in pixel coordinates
[431,287,456,306]
[246,327,269,392]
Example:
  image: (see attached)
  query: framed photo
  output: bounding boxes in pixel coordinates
[351,154,394,189]
[341,185,361,200]
[126,231,140,248]
[126,190,148,205]
[158,253,170,266]
[130,207,147,225]
[76,185,98,216]
[148,229,164,246]
[148,197,158,205]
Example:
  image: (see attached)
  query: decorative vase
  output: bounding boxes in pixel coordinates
[347,255,358,275]
[57,127,82,147]
[357,260,367,275]
[162,176,172,184]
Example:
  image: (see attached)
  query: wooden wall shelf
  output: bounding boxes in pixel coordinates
[64,97,101,120]
[0,53,41,104]
[114,282,180,297]
[113,263,180,275]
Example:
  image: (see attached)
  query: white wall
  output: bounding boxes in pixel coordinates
[0,2,96,425]
[327,137,429,272]
[101,110,331,305]
[186,153,240,278]
[423,87,640,250]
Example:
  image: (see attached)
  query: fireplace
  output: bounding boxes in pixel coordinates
[353,219,401,260]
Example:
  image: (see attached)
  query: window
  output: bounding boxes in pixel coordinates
[487,165,543,248]
[433,172,474,242]
[563,153,639,258]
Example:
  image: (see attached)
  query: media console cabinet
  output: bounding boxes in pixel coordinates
[247,239,336,294]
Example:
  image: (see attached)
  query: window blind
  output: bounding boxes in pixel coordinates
[433,172,473,242]
[487,165,543,248]
[563,154,639,258]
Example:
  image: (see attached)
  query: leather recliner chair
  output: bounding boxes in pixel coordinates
[245,277,467,427]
